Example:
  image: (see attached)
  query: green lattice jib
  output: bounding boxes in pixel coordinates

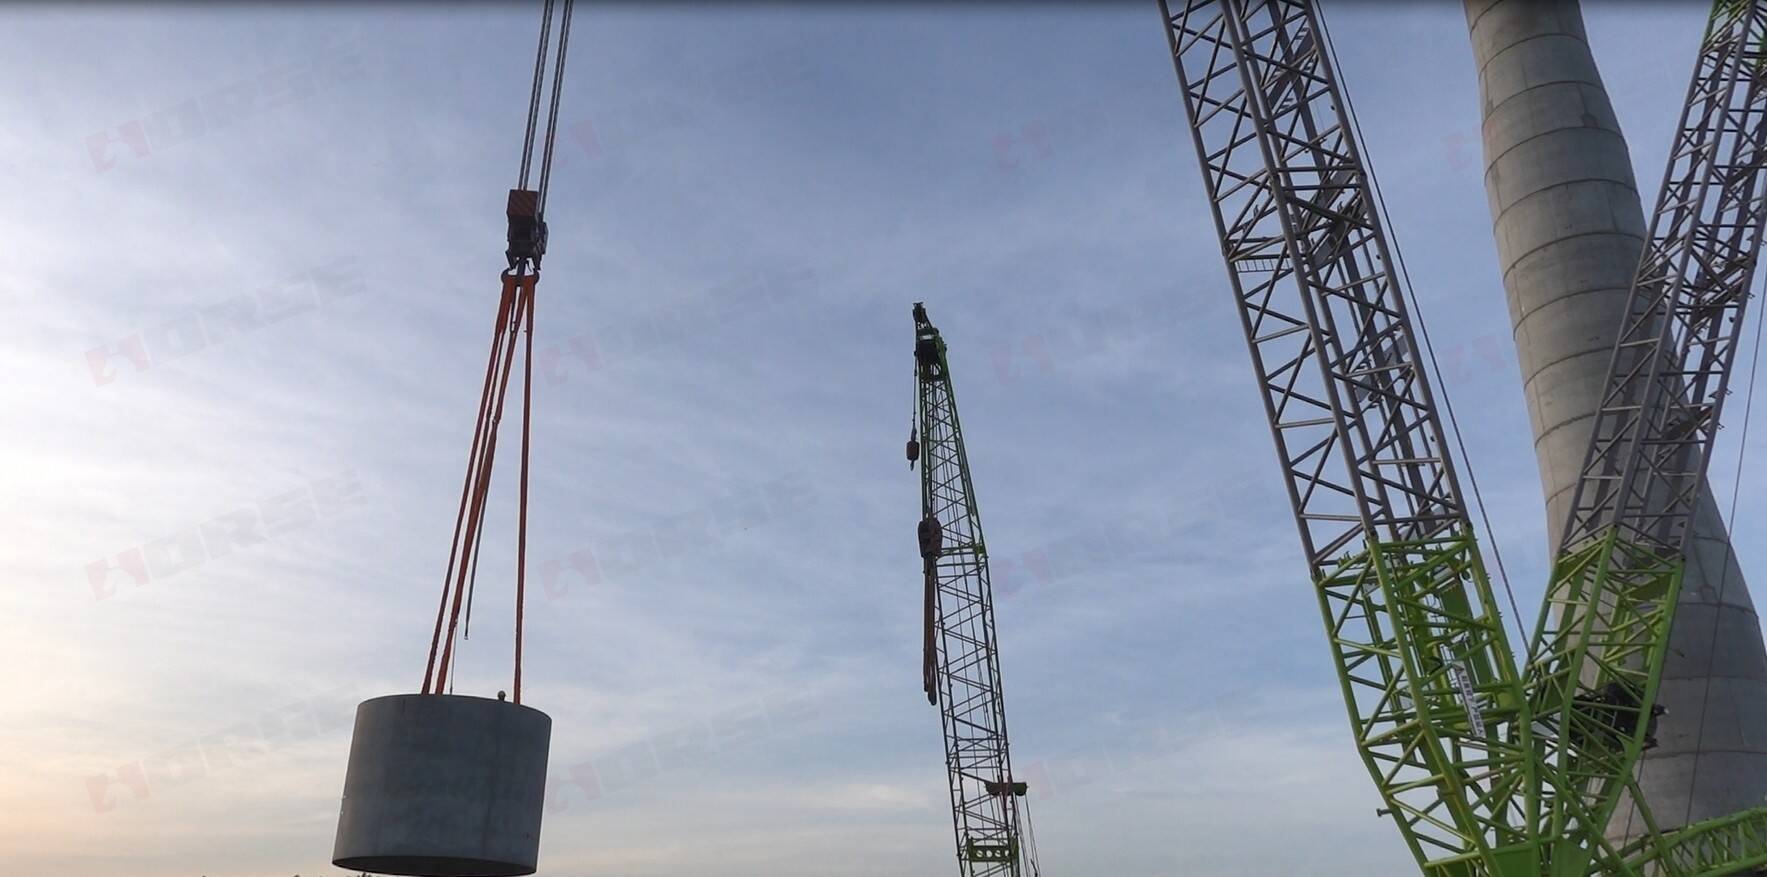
[1523,528,1684,877]
[1619,806,1767,876]
[1316,531,1538,877]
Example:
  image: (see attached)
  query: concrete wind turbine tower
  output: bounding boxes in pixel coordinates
[1465,0,1767,843]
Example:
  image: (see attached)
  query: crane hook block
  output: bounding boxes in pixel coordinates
[505,188,548,267]
[906,434,920,466]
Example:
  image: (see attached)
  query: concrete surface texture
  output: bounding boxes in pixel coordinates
[332,693,552,877]
[1463,0,1767,841]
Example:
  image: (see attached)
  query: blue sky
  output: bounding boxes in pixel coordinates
[0,2,1751,876]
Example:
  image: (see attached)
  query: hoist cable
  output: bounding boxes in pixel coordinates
[1317,3,1528,646]
[421,0,567,699]
[537,0,574,215]
[517,0,555,191]
[910,368,920,468]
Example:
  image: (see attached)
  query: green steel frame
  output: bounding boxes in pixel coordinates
[1159,0,1767,875]
[1624,809,1767,876]
[1161,1,1532,872]
[1526,3,1767,872]
[912,303,1040,877]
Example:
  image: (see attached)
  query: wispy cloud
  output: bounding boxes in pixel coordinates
[0,3,1733,877]
[84,41,368,173]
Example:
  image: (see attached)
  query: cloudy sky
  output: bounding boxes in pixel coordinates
[0,1,1750,875]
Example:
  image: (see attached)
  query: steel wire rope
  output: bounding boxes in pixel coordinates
[1020,785,1043,876]
[1315,1,1529,646]
[518,0,555,191]
[1682,262,1767,827]
[426,0,572,699]
[537,0,575,215]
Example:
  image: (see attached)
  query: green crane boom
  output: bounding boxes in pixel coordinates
[1525,3,1767,873]
[1158,0,1767,875]
[1161,1,1533,870]
[909,302,1041,877]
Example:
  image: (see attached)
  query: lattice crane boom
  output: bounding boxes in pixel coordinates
[1523,3,1767,873]
[1159,1,1767,875]
[910,303,1040,877]
[1161,2,1533,872]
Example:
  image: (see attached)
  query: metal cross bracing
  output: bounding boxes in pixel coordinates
[1559,0,1767,559]
[1160,0,1767,875]
[1622,808,1767,877]
[1525,2,1767,873]
[1159,2,1533,873]
[911,303,1039,877]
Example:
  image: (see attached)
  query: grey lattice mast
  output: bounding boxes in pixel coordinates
[1561,0,1767,560]
[908,302,1039,877]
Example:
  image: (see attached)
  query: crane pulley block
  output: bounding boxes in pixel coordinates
[913,303,945,378]
[505,187,547,267]
[915,335,943,378]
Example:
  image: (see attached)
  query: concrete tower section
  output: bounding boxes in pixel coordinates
[1464,0,1767,840]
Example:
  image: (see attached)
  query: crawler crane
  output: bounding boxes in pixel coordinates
[908,303,1043,877]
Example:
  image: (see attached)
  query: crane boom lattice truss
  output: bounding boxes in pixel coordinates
[912,304,1038,877]
[1160,0,1767,875]
[1527,1,1767,872]
[1160,1,1531,872]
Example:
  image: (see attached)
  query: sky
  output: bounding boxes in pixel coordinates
[0,2,1751,876]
